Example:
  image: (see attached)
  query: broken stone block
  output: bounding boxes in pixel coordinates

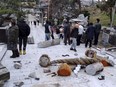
[0,63,10,81]
[28,72,36,78]
[43,68,51,73]
[14,81,24,87]
[14,62,22,69]
[85,62,104,76]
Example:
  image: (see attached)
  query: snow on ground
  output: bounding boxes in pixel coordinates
[1,14,116,87]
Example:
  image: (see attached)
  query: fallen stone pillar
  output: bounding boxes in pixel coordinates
[39,54,99,67]
[85,62,104,75]
[38,38,60,48]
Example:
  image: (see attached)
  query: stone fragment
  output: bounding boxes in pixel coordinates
[43,68,51,73]
[28,72,36,78]
[14,81,24,87]
[14,62,22,69]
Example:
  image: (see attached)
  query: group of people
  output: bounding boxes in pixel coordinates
[7,17,101,58]
[44,18,101,52]
[7,18,30,58]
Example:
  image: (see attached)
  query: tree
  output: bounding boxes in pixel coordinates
[97,0,116,25]
[49,0,82,20]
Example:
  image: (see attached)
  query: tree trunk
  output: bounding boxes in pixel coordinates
[77,0,81,12]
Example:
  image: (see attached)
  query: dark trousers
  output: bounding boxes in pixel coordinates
[59,34,63,39]
[77,34,82,45]
[64,34,70,45]
[11,49,19,57]
[51,31,54,39]
[19,36,28,51]
[94,33,100,45]
[85,39,92,48]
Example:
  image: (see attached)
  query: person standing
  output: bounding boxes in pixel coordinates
[7,19,19,58]
[17,18,30,55]
[70,23,78,52]
[44,20,51,40]
[33,21,36,27]
[77,23,84,46]
[85,22,95,48]
[63,19,70,45]
[94,18,101,45]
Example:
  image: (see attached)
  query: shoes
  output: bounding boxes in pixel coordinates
[15,49,19,57]
[23,50,26,55]
[98,75,105,80]
[10,49,19,58]
[19,50,23,55]
[70,48,77,52]
[10,55,16,58]
[70,48,74,50]
[19,50,26,55]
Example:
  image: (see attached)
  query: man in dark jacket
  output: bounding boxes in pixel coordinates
[63,20,70,45]
[17,18,30,55]
[85,22,95,48]
[94,18,101,45]
[44,21,51,40]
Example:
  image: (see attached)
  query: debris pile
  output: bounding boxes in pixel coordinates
[39,49,115,77]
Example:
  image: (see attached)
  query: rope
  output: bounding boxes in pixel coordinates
[51,58,99,65]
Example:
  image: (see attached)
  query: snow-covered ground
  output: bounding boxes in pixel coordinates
[1,14,116,87]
